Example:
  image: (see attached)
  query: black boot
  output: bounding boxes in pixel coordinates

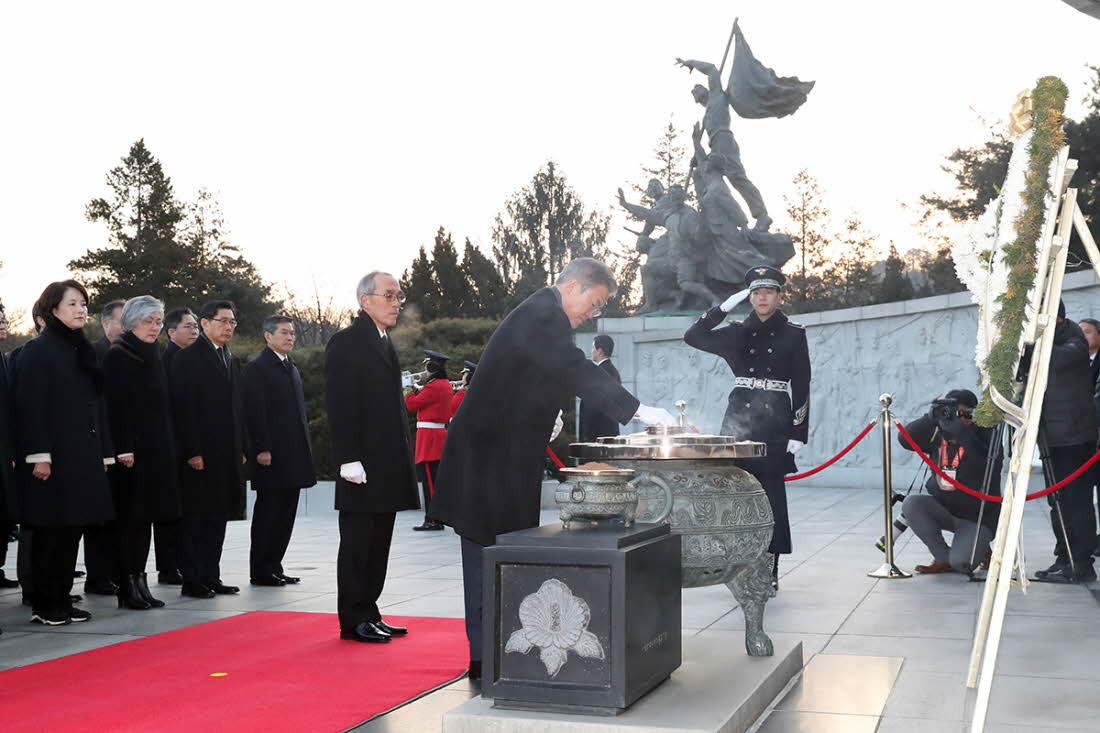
[135,573,165,608]
[117,575,152,610]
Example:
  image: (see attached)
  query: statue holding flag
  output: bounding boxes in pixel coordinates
[676,22,815,233]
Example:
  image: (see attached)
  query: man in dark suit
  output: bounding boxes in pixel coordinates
[169,300,247,598]
[325,271,419,643]
[163,308,199,373]
[578,334,623,442]
[0,303,18,594]
[84,298,126,596]
[243,315,316,586]
[432,258,652,679]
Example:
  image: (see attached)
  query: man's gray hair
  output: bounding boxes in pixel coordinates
[555,258,617,295]
[262,314,294,334]
[356,271,394,302]
[121,295,165,331]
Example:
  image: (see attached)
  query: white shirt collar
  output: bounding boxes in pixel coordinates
[595,358,608,366]
[378,327,387,340]
[269,347,288,362]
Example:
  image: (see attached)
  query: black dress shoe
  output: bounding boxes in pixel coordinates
[250,574,287,587]
[85,578,118,595]
[467,660,482,681]
[412,520,434,531]
[340,622,391,643]
[375,619,407,636]
[70,594,83,603]
[0,575,19,589]
[181,582,215,599]
[1034,565,1076,584]
[158,570,184,585]
[275,573,300,584]
[1076,565,1097,582]
[425,521,446,531]
[210,581,240,595]
[73,570,85,578]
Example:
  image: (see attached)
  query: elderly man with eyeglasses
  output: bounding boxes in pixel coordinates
[168,300,247,599]
[325,272,420,643]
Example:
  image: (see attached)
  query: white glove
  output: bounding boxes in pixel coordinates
[339,461,367,484]
[550,411,564,442]
[787,440,805,455]
[635,404,677,426]
[720,287,752,313]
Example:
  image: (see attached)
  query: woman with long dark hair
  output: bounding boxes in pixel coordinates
[14,280,116,626]
[102,296,183,609]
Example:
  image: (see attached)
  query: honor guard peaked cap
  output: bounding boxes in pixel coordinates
[423,349,451,363]
[462,360,478,372]
[745,265,786,292]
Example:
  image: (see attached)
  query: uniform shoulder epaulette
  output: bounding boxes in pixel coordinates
[787,321,804,329]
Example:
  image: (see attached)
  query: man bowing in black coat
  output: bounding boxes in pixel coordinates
[432,258,663,680]
[169,300,247,599]
[244,315,316,586]
[325,272,419,643]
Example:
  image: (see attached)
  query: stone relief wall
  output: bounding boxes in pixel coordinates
[585,269,1100,489]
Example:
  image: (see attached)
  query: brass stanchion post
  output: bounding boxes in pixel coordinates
[869,394,912,579]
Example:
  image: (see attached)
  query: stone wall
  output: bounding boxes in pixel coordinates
[582,269,1100,489]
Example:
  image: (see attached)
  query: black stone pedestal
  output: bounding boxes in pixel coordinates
[482,522,682,715]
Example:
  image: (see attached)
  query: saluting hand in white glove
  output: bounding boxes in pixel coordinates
[635,404,677,426]
[787,440,805,455]
[720,287,752,313]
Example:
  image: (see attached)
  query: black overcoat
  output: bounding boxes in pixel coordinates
[169,333,246,514]
[684,307,810,443]
[0,351,16,522]
[13,323,115,527]
[432,288,640,547]
[102,332,183,523]
[324,313,418,513]
[162,340,182,373]
[579,359,623,442]
[243,347,316,492]
[1042,319,1097,448]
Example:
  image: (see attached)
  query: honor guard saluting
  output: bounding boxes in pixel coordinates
[451,360,476,416]
[405,350,452,531]
[684,266,810,589]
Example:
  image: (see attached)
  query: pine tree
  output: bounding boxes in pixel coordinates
[429,227,471,319]
[401,246,438,322]
[782,169,832,310]
[831,216,879,308]
[491,161,610,307]
[879,243,914,303]
[631,119,692,205]
[460,240,508,318]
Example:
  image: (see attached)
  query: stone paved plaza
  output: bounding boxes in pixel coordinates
[1,486,1097,732]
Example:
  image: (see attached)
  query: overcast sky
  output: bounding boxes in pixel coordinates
[1,0,1097,324]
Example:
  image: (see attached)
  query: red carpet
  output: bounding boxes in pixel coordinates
[0,611,468,732]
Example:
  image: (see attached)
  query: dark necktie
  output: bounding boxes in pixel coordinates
[217,346,229,373]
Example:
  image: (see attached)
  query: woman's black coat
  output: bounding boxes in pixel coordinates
[242,347,316,492]
[324,313,418,513]
[13,322,115,527]
[431,288,640,546]
[169,333,246,514]
[102,332,183,523]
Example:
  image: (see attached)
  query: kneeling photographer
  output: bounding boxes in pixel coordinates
[897,389,1002,574]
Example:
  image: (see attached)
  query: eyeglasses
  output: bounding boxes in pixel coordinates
[141,317,164,327]
[178,323,199,330]
[210,317,238,327]
[367,291,407,304]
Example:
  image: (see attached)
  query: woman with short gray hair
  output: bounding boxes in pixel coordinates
[102,295,183,610]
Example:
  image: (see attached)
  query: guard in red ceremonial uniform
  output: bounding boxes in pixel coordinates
[450,360,477,416]
[405,350,452,531]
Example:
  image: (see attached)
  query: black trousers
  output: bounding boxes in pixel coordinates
[16,525,34,596]
[153,520,181,574]
[1047,442,1097,571]
[178,512,227,587]
[417,461,440,520]
[460,536,485,662]
[114,520,153,578]
[737,440,791,554]
[30,525,81,615]
[250,489,301,578]
[0,522,13,578]
[82,523,118,583]
[337,511,395,631]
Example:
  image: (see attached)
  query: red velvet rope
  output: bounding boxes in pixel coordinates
[785,420,878,482]
[546,446,565,469]
[894,420,1100,502]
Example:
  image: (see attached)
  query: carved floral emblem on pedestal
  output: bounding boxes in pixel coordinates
[505,578,605,677]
